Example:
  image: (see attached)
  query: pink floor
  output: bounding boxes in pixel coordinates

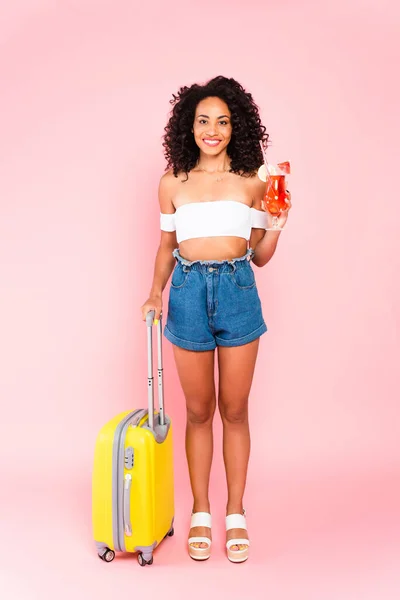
[2,465,399,600]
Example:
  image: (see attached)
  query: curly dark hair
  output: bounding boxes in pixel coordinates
[162,75,269,179]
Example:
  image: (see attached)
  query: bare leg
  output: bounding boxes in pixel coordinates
[217,339,260,551]
[172,345,216,548]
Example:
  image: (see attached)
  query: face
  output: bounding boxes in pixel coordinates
[192,96,232,156]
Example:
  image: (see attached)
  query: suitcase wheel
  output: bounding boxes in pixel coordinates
[99,548,115,563]
[137,552,153,567]
[167,527,174,537]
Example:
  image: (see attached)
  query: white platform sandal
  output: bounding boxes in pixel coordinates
[188,512,212,561]
[225,511,250,563]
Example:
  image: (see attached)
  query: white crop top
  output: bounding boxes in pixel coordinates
[160,200,268,243]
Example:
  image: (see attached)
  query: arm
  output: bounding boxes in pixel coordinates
[249,176,291,268]
[148,231,177,298]
[251,228,282,269]
[141,171,177,322]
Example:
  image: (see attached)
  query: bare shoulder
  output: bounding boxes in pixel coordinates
[158,169,179,213]
[159,169,178,191]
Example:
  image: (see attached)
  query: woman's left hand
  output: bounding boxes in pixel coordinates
[266,189,292,230]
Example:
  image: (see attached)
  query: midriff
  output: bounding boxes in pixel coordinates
[178,236,248,262]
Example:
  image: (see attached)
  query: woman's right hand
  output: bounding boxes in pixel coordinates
[141,295,163,325]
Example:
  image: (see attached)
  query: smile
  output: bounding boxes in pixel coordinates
[203,139,222,147]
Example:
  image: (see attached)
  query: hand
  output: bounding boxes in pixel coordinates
[265,189,292,230]
[140,295,163,325]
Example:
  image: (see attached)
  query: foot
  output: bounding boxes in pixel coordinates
[188,511,212,560]
[226,532,249,551]
[189,525,212,549]
[226,510,249,562]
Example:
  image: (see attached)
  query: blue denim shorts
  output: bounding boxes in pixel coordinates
[164,248,267,352]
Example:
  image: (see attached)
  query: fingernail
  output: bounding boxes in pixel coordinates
[154,319,159,326]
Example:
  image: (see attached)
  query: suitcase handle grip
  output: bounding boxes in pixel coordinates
[146,310,156,327]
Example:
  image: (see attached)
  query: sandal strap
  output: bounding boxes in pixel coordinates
[191,511,212,528]
[226,513,247,531]
[188,536,212,546]
[226,538,250,550]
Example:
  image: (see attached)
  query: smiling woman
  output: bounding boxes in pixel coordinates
[163,76,269,178]
[141,75,292,564]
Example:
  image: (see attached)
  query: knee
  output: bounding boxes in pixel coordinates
[187,398,216,426]
[219,398,248,425]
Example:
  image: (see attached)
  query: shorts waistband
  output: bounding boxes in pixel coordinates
[172,248,254,272]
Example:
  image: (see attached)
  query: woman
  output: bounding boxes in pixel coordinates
[141,75,291,563]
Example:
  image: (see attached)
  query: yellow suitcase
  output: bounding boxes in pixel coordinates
[92,311,174,566]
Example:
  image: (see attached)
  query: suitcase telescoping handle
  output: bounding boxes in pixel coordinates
[145,310,165,431]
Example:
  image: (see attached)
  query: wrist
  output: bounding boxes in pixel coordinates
[265,228,282,238]
[150,289,162,299]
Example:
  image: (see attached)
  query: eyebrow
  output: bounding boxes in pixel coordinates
[197,114,231,119]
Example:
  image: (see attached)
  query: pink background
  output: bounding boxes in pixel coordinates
[1,1,399,598]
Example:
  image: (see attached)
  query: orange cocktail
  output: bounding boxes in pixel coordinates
[262,169,288,215]
[258,142,291,230]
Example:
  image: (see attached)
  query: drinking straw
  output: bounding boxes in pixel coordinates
[259,140,274,190]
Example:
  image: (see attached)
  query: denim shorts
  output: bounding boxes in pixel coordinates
[164,248,267,352]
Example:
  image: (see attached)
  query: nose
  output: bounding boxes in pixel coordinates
[206,123,218,136]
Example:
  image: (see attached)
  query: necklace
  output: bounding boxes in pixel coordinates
[198,164,230,183]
